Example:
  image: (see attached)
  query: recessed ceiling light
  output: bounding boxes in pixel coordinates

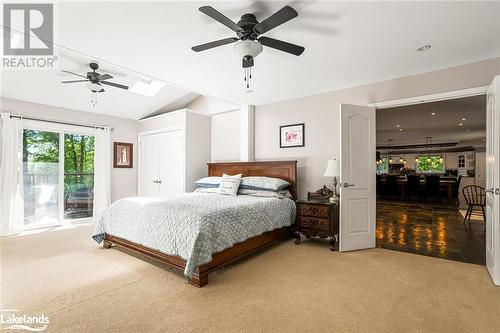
[459,123,463,126]
[417,44,432,52]
[431,112,436,116]
[483,138,486,142]
[399,128,403,132]
[396,124,400,127]
[462,118,466,121]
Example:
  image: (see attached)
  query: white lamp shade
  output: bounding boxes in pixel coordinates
[324,159,339,177]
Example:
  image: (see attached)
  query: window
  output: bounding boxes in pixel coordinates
[458,154,465,168]
[416,155,445,173]
[377,157,388,174]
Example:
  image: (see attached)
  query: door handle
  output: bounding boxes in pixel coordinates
[342,183,355,188]
[486,188,500,195]
[153,180,162,184]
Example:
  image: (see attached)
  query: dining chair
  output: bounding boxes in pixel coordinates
[406,175,421,202]
[385,175,399,200]
[425,175,441,203]
[462,185,486,224]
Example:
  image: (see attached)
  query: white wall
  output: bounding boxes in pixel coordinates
[254,57,500,199]
[185,111,211,191]
[211,110,241,162]
[186,95,238,115]
[1,97,138,201]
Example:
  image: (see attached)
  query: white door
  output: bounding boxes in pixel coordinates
[139,133,161,196]
[158,130,184,195]
[486,76,500,286]
[339,104,376,251]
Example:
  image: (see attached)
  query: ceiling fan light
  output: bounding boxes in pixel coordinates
[86,82,104,93]
[233,40,263,58]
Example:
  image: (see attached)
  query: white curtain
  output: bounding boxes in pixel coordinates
[92,127,112,222]
[0,113,24,236]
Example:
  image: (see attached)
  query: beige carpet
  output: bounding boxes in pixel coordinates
[2,225,500,333]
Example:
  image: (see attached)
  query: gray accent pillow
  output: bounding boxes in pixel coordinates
[218,174,242,196]
[240,176,290,191]
[195,176,222,188]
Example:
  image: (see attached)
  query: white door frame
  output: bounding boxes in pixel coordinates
[369,86,488,109]
[366,85,494,271]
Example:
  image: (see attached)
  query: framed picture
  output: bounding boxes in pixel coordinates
[280,123,305,148]
[113,142,133,168]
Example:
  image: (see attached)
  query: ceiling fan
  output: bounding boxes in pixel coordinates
[192,6,305,89]
[61,62,129,93]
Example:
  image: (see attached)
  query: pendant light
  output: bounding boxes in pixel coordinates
[387,139,393,164]
[438,144,444,163]
[426,137,432,162]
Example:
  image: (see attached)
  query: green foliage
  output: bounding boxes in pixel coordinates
[377,157,388,173]
[23,129,59,163]
[417,155,444,173]
[23,130,95,194]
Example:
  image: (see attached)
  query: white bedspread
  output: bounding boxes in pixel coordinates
[93,193,296,278]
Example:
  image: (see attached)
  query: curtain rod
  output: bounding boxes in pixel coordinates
[9,114,114,131]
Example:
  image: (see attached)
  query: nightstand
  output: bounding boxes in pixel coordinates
[295,200,339,251]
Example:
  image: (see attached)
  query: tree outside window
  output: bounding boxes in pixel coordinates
[377,157,388,174]
[416,155,445,173]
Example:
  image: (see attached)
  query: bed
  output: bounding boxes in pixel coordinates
[93,161,297,287]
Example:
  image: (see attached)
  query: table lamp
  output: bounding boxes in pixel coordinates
[324,159,340,203]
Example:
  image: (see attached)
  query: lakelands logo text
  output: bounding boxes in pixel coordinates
[1,310,49,332]
[2,3,57,69]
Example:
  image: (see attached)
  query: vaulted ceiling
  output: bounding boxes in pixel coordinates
[1,1,499,119]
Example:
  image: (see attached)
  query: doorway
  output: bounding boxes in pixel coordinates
[375,95,487,265]
[22,123,95,230]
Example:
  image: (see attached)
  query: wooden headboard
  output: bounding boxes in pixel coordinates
[207,161,298,199]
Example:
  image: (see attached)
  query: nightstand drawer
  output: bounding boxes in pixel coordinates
[299,217,330,232]
[299,205,330,218]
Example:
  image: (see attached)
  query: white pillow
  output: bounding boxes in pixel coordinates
[218,174,242,196]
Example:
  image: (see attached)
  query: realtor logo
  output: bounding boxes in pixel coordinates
[3,3,53,55]
[2,3,56,69]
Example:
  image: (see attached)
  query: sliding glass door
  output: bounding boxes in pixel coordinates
[22,123,95,229]
[64,134,95,219]
[23,129,61,228]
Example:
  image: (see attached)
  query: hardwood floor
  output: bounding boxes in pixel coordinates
[376,201,486,265]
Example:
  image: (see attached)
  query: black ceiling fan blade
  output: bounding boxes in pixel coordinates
[101,81,129,90]
[97,74,113,81]
[61,80,88,83]
[61,70,86,78]
[259,36,304,56]
[254,6,298,34]
[199,6,243,32]
[192,37,239,52]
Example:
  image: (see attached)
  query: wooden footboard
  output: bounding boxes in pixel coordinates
[104,226,292,287]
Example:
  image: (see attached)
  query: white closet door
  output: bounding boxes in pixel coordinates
[140,133,160,197]
[158,129,184,195]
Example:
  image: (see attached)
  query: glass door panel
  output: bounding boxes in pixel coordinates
[64,134,95,219]
[23,129,61,228]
